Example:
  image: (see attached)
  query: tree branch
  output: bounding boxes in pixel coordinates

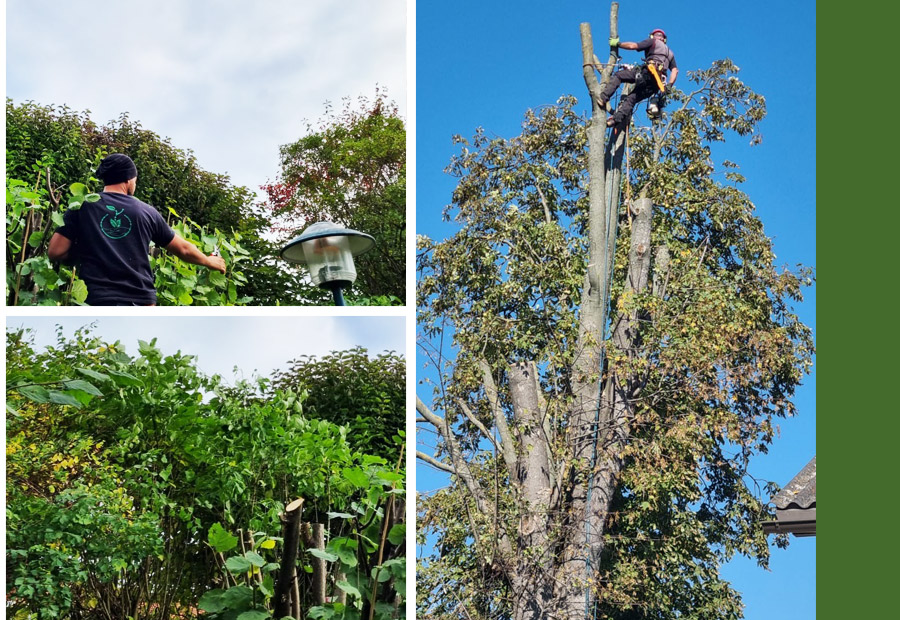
[455,398,496,446]
[480,359,518,475]
[416,450,457,474]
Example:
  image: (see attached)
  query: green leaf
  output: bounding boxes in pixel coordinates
[208,523,239,553]
[17,385,50,403]
[208,270,227,287]
[71,279,88,303]
[335,547,357,568]
[62,379,103,397]
[259,575,274,597]
[76,367,111,382]
[85,193,101,202]
[51,211,65,226]
[336,580,362,599]
[342,467,369,487]
[375,470,404,482]
[222,585,254,608]
[107,370,143,387]
[244,551,266,567]
[225,555,253,574]
[27,230,45,248]
[198,589,227,613]
[47,390,83,408]
[70,182,86,196]
[387,524,405,546]
[308,548,338,562]
[327,511,354,520]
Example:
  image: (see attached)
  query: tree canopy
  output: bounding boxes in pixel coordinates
[271,347,405,461]
[263,91,406,302]
[6,99,263,236]
[416,32,813,620]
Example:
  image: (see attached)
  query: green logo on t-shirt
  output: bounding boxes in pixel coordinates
[100,204,133,239]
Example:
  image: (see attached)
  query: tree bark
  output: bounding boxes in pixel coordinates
[302,522,327,606]
[274,498,304,619]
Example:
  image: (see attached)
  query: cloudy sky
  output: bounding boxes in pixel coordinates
[6,315,406,383]
[5,0,407,196]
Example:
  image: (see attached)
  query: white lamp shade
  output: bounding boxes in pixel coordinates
[302,235,358,286]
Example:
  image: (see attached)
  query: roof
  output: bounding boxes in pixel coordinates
[772,456,816,510]
[761,456,816,537]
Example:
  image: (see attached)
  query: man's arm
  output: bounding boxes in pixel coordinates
[48,233,72,261]
[668,66,678,87]
[165,235,227,273]
[618,41,640,51]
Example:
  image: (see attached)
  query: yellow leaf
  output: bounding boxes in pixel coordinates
[259,539,276,549]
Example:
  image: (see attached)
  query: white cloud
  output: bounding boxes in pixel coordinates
[6,0,406,196]
[6,316,405,383]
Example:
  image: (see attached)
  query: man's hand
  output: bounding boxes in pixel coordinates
[165,234,226,273]
[609,36,620,47]
[206,255,226,274]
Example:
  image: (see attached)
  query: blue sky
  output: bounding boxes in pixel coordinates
[416,1,815,618]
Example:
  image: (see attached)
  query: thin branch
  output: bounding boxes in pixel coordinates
[455,398,496,446]
[416,450,457,475]
[535,185,553,225]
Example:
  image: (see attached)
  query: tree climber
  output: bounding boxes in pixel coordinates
[599,28,678,127]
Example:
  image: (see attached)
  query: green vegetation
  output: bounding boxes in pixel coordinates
[263,91,405,302]
[6,96,406,306]
[271,348,405,461]
[6,327,406,618]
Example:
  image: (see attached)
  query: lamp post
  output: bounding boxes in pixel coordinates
[280,221,375,306]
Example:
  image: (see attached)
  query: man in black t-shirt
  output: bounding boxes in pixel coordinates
[48,154,227,305]
[599,28,679,127]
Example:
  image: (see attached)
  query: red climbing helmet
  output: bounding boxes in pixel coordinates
[650,28,667,41]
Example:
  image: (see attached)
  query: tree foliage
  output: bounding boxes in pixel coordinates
[6,99,262,235]
[6,326,406,619]
[416,51,813,620]
[263,91,406,301]
[271,347,406,461]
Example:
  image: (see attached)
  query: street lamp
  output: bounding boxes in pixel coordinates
[280,221,375,306]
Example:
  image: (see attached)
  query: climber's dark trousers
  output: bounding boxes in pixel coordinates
[600,66,661,124]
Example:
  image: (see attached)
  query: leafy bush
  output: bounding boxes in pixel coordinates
[6,327,406,618]
[6,172,254,306]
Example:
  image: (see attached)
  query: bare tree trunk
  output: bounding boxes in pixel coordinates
[302,523,327,606]
[274,498,304,618]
